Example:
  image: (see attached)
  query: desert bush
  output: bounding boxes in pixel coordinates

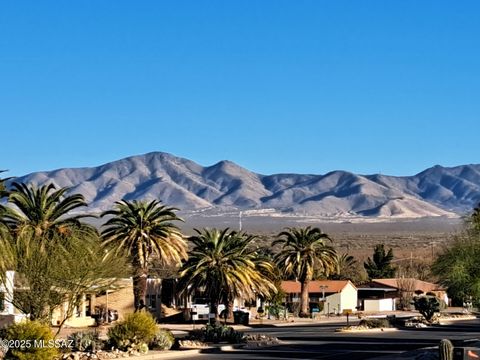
[358,318,391,329]
[188,324,245,344]
[267,304,285,319]
[68,330,102,352]
[413,295,442,322]
[107,312,157,351]
[149,329,174,350]
[4,321,59,360]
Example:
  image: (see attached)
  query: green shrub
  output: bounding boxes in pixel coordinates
[413,295,441,322]
[107,312,157,351]
[68,331,102,352]
[4,321,59,360]
[267,304,285,319]
[149,329,175,350]
[199,324,245,344]
[358,318,391,329]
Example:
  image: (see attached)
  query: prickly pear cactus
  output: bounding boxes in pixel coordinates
[439,339,453,360]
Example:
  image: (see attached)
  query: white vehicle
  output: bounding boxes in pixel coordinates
[189,298,210,321]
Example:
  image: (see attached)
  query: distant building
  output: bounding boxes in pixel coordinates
[357,278,448,312]
[281,280,358,315]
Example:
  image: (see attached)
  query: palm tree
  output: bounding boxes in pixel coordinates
[0,170,11,199]
[179,228,275,320]
[330,253,358,280]
[273,226,337,317]
[1,182,92,238]
[101,199,187,311]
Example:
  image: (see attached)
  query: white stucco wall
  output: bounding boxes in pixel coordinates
[340,283,358,312]
[324,293,341,314]
[323,282,358,314]
[364,298,395,312]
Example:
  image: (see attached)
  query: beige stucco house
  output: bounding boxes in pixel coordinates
[0,272,164,328]
[281,280,358,315]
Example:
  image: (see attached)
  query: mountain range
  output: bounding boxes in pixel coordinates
[10,152,480,219]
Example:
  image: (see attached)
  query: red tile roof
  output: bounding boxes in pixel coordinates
[281,280,355,294]
[373,278,445,292]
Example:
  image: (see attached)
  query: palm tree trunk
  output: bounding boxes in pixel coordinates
[133,268,148,312]
[209,300,218,324]
[300,280,310,317]
[225,294,234,324]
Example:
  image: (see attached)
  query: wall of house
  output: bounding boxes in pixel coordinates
[322,284,358,315]
[340,283,358,313]
[95,282,135,320]
[324,293,341,314]
[364,298,395,312]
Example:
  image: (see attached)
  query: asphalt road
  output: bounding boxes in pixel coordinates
[164,318,480,360]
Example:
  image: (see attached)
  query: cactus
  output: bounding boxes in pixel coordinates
[439,339,453,360]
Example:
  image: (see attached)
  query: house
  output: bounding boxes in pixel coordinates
[357,281,398,312]
[0,272,163,328]
[357,278,448,312]
[281,280,358,315]
[0,271,27,328]
[373,278,447,299]
[51,278,136,327]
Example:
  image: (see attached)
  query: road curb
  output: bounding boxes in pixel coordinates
[335,327,398,333]
[121,349,204,359]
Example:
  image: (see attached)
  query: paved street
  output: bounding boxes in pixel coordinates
[161,317,480,360]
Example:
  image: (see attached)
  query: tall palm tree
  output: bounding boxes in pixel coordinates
[273,226,336,317]
[1,182,92,238]
[179,228,275,320]
[101,199,187,311]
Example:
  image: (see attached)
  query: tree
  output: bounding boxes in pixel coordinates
[178,228,275,320]
[101,199,187,311]
[1,182,93,238]
[396,277,416,310]
[466,203,480,234]
[0,229,128,329]
[364,244,396,279]
[432,233,480,306]
[273,226,337,317]
[0,170,11,199]
[330,253,366,282]
[412,295,442,322]
[432,205,480,306]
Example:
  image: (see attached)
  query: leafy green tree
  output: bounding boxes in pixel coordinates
[101,199,186,311]
[364,244,396,279]
[179,228,275,319]
[0,229,128,326]
[1,182,92,238]
[273,226,336,317]
[432,234,480,306]
[432,205,480,306]
[466,203,480,234]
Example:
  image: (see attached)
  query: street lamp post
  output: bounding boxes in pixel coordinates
[319,285,328,316]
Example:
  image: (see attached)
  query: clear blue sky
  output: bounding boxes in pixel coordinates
[1,1,479,177]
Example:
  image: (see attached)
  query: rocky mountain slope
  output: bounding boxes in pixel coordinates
[10,152,480,218]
